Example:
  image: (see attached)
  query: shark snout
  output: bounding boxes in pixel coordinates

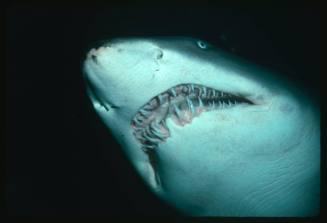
[86,46,112,63]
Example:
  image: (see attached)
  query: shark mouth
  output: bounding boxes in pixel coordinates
[131,83,254,152]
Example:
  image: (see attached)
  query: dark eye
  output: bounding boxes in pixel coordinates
[197,40,208,49]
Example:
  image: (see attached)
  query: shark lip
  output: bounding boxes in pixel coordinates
[131,83,254,152]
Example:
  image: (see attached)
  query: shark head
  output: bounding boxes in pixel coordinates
[83,37,320,216]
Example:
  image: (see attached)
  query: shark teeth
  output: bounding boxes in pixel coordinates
[186,96,195,115]
[172,104,182,118]
[131,83,254,152]
[170,88,177,97]
[198,96,204,107]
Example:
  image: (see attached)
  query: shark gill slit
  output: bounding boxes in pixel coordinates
[131,83,254,186]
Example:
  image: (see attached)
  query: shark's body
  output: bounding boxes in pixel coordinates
[83,37,320,216]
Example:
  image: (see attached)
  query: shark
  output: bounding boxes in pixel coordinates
[82,37,320,216]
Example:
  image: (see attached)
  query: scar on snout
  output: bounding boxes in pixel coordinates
[279,103,294,113]
[154,49,163,70]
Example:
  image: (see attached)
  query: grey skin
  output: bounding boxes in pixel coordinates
[83,37,320,216]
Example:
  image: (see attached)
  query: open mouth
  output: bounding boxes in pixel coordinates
[131,83,255,152]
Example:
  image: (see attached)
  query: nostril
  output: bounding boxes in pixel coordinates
[86,49,98,62]
[154,49,163,60]
[91,54,97,61]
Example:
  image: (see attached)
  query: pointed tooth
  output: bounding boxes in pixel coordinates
[131,119,137,126]
[145,125,152,136]
[208,90,213,98]
[143,103,154,111]
[142,144,156,152]
[139,109,147,115]
[149,122,158,133]
[136,115,144,122]
[228,100,232,106]
[173,104,182,118]
[139,109,151,117]
[186,96,195,114]
[134,117,142,125]
[160,119,167,129]
[197,86,202,96]
[146,136,160,144]
[144,129,160,144]
[198,96,203,107]
[157,94,164,104]
[149,98,158,107]
[170,88,177,97]
[151,128,163,139]
[147,144,156,150]
[150,122,164,139]
[195,86,200,96]
[182,86,188,94]
[143,135,158,146]
[189,85,193,94]
[202,87,207,97]
[191,84,194,93]
[141,146,149,152]
[159,120,169,137]
[212,100,215,108]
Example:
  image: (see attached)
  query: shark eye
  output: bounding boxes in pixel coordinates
[197,40,208,49]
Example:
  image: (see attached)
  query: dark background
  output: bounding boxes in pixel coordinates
[5,2,321,218]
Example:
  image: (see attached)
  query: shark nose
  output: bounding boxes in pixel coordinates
[85,39,112,60]
[86,45,113,63]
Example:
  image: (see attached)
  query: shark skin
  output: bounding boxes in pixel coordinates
[83,37,320,217]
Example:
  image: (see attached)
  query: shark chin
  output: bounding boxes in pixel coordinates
[83,37,320,217]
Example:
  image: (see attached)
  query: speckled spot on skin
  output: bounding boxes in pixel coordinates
[255,95,264,101]
[279,103,294,113]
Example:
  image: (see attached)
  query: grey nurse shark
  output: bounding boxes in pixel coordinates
[83,37,320,216]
